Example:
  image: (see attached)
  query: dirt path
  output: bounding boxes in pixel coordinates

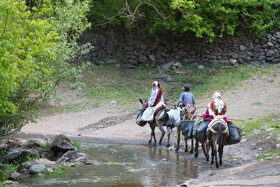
[20,69,280,186]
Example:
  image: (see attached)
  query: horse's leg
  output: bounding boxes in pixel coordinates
[201,141,209,160]
[184,136,188,152]
[148,123,156,146]
[175,125,181,151]
[158,122,165,146]
[212,134,219,168]
[219,132,229,166]
[194,139,199,157]
[190,137,194,153]
[166,126,171,147]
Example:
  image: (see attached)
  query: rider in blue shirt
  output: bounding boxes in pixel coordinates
[178,85,195,107]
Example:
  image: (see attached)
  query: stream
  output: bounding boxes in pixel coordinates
[21,142,203,187]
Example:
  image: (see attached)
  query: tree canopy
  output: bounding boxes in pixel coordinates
[87,0,280,41]
[0,0,90,136]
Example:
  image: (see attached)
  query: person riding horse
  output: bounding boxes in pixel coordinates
[203,92,231,125]
[141,81,166,122]
[178,85,195,108]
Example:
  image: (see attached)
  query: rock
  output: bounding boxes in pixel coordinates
[229,59,237,65]
[57,150,88,163]
[8,171,21,180]
[232,53,239,59]
[128,59,138,66]
[29,164,46,175]
[106,59,116,64]
[3,180,21,187]
[162,62,174,72]
[240,45,246,51]
[21,139,45,148]
[198,65,204,69]
[1,148,40,164]
[149,55,156,62]
[110,100,118,104]
[164,75,172,82]
[266,50,274,57]
[155,74,167,79]
[173,62,182,69]
[50,134,76,154]
[259,56,266,61]
[267,42,274,47]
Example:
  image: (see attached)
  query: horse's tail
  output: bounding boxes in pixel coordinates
[217,123,222,147]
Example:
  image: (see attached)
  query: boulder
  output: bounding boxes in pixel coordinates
[50,134,76,154]
[29,164,46,175]
[1,148,40,164]
[57,150,88,163]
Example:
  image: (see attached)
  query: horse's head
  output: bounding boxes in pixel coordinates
[136,99,148,127]
[139,99,148,110]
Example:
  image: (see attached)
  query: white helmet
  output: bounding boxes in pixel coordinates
[212,92,222,100]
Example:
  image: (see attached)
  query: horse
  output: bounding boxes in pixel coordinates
[136,99,179,147]
[206,118,229,168]
[175,105,195,152]
[175,105,207,157]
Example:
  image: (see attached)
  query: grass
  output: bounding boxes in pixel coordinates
[80,63,256,108]
[72,140,81,150]
[46,63,278,114]
[257,149,280,160]
[235,113,280,137]
[41,141,51,149]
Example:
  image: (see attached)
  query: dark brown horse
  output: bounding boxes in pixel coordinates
[175,106,207,157]
[206,119,229,168]
[137,99,174,147]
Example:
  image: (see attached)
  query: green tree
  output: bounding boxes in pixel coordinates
[0,0,90,136]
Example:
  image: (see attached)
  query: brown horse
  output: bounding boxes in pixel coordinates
[206,119,229,168]
[137,99,174,147]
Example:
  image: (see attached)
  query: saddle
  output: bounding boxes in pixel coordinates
[154,105,166,120]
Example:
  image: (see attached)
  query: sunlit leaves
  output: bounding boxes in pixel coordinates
[0,0,90,135]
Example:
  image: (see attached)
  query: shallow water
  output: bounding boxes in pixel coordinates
[21,142,201,187]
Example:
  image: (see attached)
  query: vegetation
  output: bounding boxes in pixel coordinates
[72,140,81,150]
[87,0,280,41]
[0,0,90,136]
[237,113,280,136]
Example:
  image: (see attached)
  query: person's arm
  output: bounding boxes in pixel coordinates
[178,93,183,106]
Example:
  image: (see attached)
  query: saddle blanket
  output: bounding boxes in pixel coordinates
[141,101,166,122]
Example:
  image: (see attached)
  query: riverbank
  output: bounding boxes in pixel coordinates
[14,64,280,186]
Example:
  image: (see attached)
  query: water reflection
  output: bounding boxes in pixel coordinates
[21,143,200,187]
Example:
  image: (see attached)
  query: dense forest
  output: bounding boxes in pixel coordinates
[1,0,280,136]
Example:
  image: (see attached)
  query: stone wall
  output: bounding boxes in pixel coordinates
[80,29,280,67]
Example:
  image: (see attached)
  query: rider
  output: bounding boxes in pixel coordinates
[203,92,231,124]
[141,81,165,122]
[178,85,195,107]
[178,85,196,120]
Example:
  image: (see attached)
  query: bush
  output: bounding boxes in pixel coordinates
[0,0,90,136]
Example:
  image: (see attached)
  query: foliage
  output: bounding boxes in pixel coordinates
[87,0,280,41]
[41,141,51,149]
[72,140,81,150]
[0,0,90,136]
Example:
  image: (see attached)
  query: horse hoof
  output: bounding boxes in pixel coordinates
[175,148,179,152]
[185,149,188,152]
[194,154,198,157]
[189,150,194,153]
[148,140,152,144]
